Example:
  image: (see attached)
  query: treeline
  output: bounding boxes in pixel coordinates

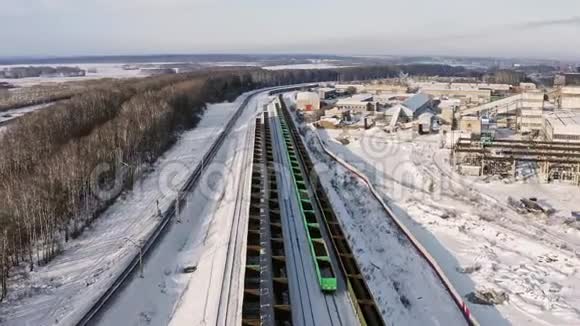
[0,66,85,79]
[0,87,76,112]
[0,70,258,300]
[0,64,471,300]
[247,63,483,85]
[0,78,144,113]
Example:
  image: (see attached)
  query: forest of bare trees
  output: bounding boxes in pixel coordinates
[0,64,471,300]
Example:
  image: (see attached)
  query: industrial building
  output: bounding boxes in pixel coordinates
[334,83,407,95]
[363,84,408,94]
[518,91,545,133]
[296,92,321,112]
[317,87,337,100]
[560,87,580,110]
[402,93,433,118]
[416,111,435,134]
[383,93,435,132]
[453,137,580,185]
[543,111,580,143]
[384,104,413,125]
[417,83,492,104]
[335,94,375,112]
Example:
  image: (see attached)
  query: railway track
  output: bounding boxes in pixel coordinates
[241,112,293,325]
[76,91,260,326]
[75,85,319,326]
[276,97,385,326]
[216,120,255,325]
[277,105,337,292]
[270,102,352,326]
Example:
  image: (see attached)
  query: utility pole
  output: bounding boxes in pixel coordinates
[124,238,144,278]
[176,191,182,223]
[156,199,161,218]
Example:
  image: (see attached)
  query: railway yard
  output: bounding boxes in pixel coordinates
[3,1,580,325]
[93,88,396,326]
[2,85,579,326]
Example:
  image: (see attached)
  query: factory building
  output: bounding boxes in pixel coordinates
[335,94,375,112]
[363,84,408,95]
[421,87,492,103]
[416,112,435,134]
[384,104,414,125]
[543,111,580,143]
[402,93,433,119]
[317,87,337,100]
[518,92,545,133]
[296,92,321,112]
[334,83,407,95]
[561,87,580,110]
[383,93,436,133]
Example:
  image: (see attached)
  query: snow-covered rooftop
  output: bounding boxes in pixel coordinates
[545,111,580,135]
[403,93,431,112]
[384,104,413,117]
[336,94,374,106]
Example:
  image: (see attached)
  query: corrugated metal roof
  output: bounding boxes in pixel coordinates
[384,104,413,117]
[403,93,431,112]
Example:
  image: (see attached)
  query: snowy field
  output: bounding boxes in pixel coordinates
[0,92,255,326]
[311,126,580,325]
[1,60,346,88]
[263,63,346,70]
[0,102,55,124]
[0,63,147,87]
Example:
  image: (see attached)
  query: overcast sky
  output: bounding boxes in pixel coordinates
[1,0,579,60]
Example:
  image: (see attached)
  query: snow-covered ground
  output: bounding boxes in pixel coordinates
[92,91,270,326]
[263,63,346,71]
[311,126,580,326]
[0,63,167,87]
[0,102,56,124]
[0,91,256,326]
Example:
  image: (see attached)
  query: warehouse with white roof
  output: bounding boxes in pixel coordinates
[544,111,580,143]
